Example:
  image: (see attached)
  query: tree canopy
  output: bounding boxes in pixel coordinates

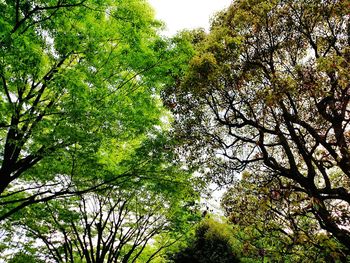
[2,0,350,261]
[168,218,240,263]
[0,0,171,219]
[0,0,201,261]
[168,0,350,254]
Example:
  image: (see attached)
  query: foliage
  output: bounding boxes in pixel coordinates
[0,110,202,260]
[8,251,45,263]
[168,218,240,263]
[0,0,204,261]
[6,187,197,262]
[1,129,201,262]
[221,176,349,262]
[167,0,350,253]
[0,0,168,219]
[7,0,350,260]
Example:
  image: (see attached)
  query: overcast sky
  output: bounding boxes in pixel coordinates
[147,0,232,207]
[148,0,232,35]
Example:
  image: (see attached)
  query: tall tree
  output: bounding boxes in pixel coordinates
[6,187,197,263]
[1,132,200,262]
[168,218,240,263]
[0,0,166,219]
[168,0,350,251]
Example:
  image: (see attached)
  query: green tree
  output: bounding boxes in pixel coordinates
[168,0,350,252]
[0,0,167,219]
[8,188,196,263]
[1,132,201,262]
[168,218,240,263]
[8,251,45,263]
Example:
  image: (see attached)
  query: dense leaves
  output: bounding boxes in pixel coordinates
[0,0,167,219]
[221,175,348,262]
[0,0,202,261]
[3,0,350,261]
[168,0,350,253]
[168,218,240,263]
[4,183,198,262]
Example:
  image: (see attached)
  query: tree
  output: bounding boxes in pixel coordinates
[0,0,167,219]
[8,252,45,263]
[168,0,350,252]
[168,218,240,263]
[221,175,348,262]
[1,131,201,262]
[7,187,196,263]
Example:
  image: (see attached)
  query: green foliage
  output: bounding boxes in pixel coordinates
[4,182,199,262]
[0,0,204,261]
[169,218,240,263]
[0,0,172,219]
[1,128,201,261]
[167,0,350,253]
[221,178,348,262]
[8,251,44,263]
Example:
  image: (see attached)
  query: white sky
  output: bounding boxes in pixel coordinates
[148,0,232,36]
[148,0,232,210]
